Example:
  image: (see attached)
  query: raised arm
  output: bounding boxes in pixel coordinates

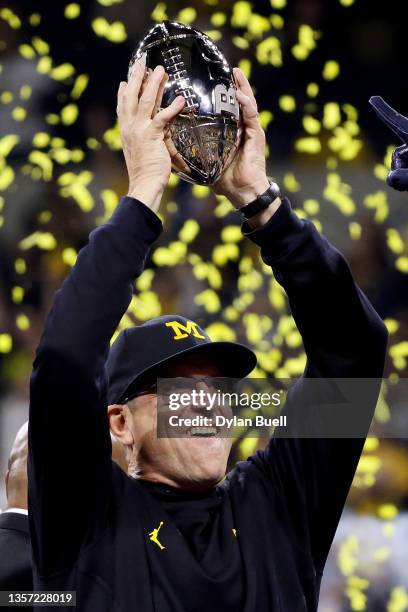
[28,63,186,576]
[211,68,388,576]
[245,199,388,573]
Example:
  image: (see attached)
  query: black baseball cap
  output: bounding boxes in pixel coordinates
[106,314,257,405]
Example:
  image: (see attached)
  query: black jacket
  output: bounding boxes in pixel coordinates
[28,197,388,611]
[0,511,33,610]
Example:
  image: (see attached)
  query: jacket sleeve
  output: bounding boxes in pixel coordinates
[244,198,388,573]
[28,197,162,576]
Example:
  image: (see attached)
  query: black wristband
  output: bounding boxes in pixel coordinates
[238,182,281,219]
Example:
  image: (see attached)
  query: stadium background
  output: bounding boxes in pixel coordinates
[1,0,408,609]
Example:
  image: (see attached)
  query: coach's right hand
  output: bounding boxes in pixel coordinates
[117,63,185,213]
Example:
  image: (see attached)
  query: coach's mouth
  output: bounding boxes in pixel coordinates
[187,426,217,437]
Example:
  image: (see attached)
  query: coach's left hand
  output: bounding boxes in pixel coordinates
[212,68,279,221]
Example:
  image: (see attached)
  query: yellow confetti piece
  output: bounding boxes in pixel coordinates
[0,7,21,29]
[363,191,389,223]
[62,248,77,266]
[92,17,127,43]
[395,256,408,273]
[212,243,239,266]
[206,322,236,342]
[195,289,221,313]
[387,586,408,612]
[384,319,399,334]
[377,503,398,520]
[270,14,284,29]
[51,63,75,81]
[211,12,226,26]
[383,522,395,537]
[306,82,319,97]
[0,91,13,104]
[28,151,53,181]
[71,74,89,99]
[38,210,52,223]
[295,137,321,154]
[237,437,259,459]
[28,13,40,26]
[339,0,355,5]
[270,0,286,7]
[65,3,81,19]
[279,95,296,112]
[46,113,60,125]
[349,222,361,240]
[61,104,79,125]
[103,121,121,150]
[292,25,320,61]
[32,36,49,55]
[203,30,222,41]
[19,85,32,101]
[12,107,26,121]
[324,172,355,215]
[283,173,300,192]
[16,314,30,331]
[179,219,200,243]
[97,0,124,5]
[129,292,161,320]
[176,7,197,24]
[58,171,94,211]
[258,110,273,130]
[0,334,13,353]
[214,196,233,218]
[257,37,282,66]
[303,116,321,135]
[338,536,359,576]
[238,58,252,78]
[238,269,263,292]
[14,258,26,274]
[233,36,250,50]
[87,138,101,150]
[37,56,52,74]
[386,228,405,254]
[323,102,341,129]
[248,14,271,38]
[231,1,252,27]
[19,44,36,59]
[151,2,168,21]
[303,199,320,215]
[322,60,340,80]
[19,231,57,251]
[221,225,243,243]
[192,184,210,199]
[11,286,24,303]
[135,270,155,291]
[0,166,15,191]
[0,134,19,157]
[363,437,379,452]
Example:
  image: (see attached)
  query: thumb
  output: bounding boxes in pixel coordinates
[152,96,185,131]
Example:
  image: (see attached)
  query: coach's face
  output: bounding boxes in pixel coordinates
[108,355,233,491]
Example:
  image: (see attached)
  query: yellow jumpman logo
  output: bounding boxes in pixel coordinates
[149,521,165,550]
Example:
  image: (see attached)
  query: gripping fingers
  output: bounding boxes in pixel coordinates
[233,67,258,111]
[236,89,261,133]
[153,72,169,117]
[138,65,166,119]
[152,96,186,131]
[126,60,147,115]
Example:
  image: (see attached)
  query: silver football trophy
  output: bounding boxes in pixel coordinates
[129,21,242,186]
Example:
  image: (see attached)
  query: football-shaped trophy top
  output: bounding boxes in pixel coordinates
[130,21,242,186]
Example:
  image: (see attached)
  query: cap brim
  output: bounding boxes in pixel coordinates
[120,341,257,403]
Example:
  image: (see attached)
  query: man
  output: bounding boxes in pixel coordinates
[28,62,387,611]
[0,421,126,598]
[0,422,32,596]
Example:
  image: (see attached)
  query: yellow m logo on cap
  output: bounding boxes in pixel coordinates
[165,320,206,341]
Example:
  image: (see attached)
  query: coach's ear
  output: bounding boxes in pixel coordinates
[108,404,134,446]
